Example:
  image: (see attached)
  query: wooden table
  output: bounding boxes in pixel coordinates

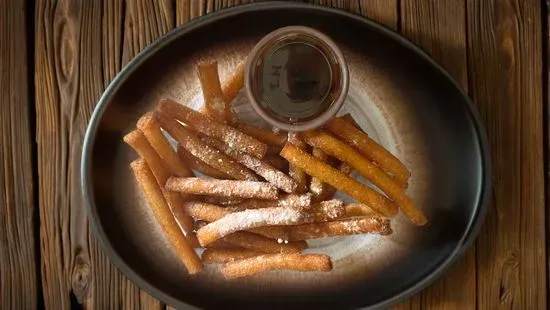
[0,0,545,309]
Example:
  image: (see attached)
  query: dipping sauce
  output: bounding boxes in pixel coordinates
[245,26,348,131]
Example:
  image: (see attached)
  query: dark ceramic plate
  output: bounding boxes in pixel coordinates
[82,2,490,309]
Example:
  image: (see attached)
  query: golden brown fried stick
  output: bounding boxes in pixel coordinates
[124,129,170,184]
[309,148,331,200]
[222,231,306,253]
[236,123,287,147]
[201,136,297,193]
[196,206,306,246]
[301,131,426,225]
[158,99,268,158]
[177,145,231,179]
[130,160,202,274]
[286,217,392,241]
[196,219,305,252]
[156,112,256,181]
[345,203,387,218]
[182,201,289,240]
[287,132,309,193]
[196,60,230,122]
[136,113,193,177]
[221,253,332,279]
[166,178,278,199]
[326,117,410,185]
[280,143,398,218]
[202,248,262,264]
[200,196,243,206]
[195,199,343,247]
[305,199,346,222]
[222,60,245,105]
[227,194,312,212]
[123,130,194,236]
[312,161,354,203]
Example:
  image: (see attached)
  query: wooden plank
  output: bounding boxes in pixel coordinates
[0,1,38,309]
[467,0,545,309]
[399,1,476,309]
[35,0,175,308]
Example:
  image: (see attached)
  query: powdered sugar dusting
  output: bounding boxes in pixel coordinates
[203,135,297,193]
[197,206,305,244]
[167,177,278,199]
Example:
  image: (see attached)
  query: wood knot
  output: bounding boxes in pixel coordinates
[71,250,92,304]
[499,251,519,305]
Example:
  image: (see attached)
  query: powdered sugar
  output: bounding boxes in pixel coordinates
[196,206,305,245]
[166,177,278,199]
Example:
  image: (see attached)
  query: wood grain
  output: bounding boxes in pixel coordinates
[400,1,476,309]
[35,0,175,308]
[467,0,545,309]
[0,1,38,309]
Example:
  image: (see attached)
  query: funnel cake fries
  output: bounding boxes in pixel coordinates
[156,112,256,181]
[286,217,393,241]
[202,248,263,264]
[345,203,387,218]
[130,160,202,274]
[221,231,306,253]
[201,136,297,193]
[287,132,309,193]
[196,199,345,247]
[158,98,268,158]
[222,60,246,106]
[196,206,305,246]
[136,113,193,177]
[196,60,230,122]
[123,130,194,236]
[280,143,398,218]
[177,146,231,179]
[166,178,278,200]
[326,116,410,185]
[123,53,422,278]
[227,194,312,212]
[221,253,332,279]
[181,201,289,240]
[301,131,427,226]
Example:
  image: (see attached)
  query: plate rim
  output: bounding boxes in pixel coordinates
[81,2,492,309]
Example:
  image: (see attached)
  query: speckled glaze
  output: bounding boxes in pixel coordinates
[82,3,490,310]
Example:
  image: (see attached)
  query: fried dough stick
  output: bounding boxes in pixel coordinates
[177,146,231,179]
[196,200,344,246]
[221,253,332,279]
[136,113,192,177]
[156,112,256,180]
[287,133,308,193]
[222,60,245,105]
[301,131,426,226]
[123,130,194,236]
[280,143,398,218]
[326,117,410,185]
[201,136,297,193]
[194,220,306,253]
[158,99,268,158]
[196,60,230,122]
[166,178,278,200]
[202,248,262,264]
[286,217,392,241]
[227,194,311,212]
[130,160,202,274]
